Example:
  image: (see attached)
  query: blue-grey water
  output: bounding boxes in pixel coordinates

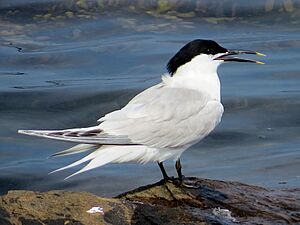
[0,0,299,196]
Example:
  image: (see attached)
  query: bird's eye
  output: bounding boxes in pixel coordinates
[207,49,213,54]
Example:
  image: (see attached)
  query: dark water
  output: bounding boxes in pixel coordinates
[0,0,299,196]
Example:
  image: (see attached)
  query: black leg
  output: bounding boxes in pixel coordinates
[159,160,200,189]
[157,161,170,180]
[175,159,201,189]
[175,158,183,181]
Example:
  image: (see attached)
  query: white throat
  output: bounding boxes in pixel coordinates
[166,54,222,101]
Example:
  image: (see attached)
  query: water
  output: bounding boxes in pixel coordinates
[0,0,299,196]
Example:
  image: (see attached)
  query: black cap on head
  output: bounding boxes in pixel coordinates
[167,39,227,75]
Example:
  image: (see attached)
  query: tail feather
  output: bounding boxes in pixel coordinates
[51,145,153,179]
[51,144,99,157]
[63,146,147,179]
[49,147,103,175]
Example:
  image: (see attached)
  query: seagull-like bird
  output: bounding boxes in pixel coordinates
[18,39,264,186]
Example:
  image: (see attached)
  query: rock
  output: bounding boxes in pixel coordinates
[119,178,300,224]
[0,190,130,225]
[0,177,299,225]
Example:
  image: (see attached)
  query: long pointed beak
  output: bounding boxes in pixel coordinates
[214,49,265,64]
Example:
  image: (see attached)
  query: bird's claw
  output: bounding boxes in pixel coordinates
[179,180,201,189]
[162,176,175,183]
[162,176,201,189]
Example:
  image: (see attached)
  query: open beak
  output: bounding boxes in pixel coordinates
[214,49,265,64]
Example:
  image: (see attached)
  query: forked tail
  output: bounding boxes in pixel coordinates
[50,145,151,179]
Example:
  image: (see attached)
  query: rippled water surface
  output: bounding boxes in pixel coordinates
[0,0,299,196]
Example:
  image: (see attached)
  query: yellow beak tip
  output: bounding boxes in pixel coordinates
[255,52,266,57]
[256,61,265,65]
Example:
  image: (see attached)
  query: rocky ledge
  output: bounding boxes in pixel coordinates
[0,178,299,225]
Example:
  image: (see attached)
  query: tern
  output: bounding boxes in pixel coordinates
[18,39,264,186]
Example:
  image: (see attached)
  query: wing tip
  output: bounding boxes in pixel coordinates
[18,129,45,137]
[18,129,33,135]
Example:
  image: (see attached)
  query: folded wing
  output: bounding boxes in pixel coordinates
[98,84,223,149]
[19,83,223,149]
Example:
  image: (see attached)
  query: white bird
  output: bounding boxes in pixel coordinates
[18,39,264,186]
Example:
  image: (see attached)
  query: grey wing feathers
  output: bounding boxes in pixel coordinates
[18,127,134,145]
[98,85,223,149]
